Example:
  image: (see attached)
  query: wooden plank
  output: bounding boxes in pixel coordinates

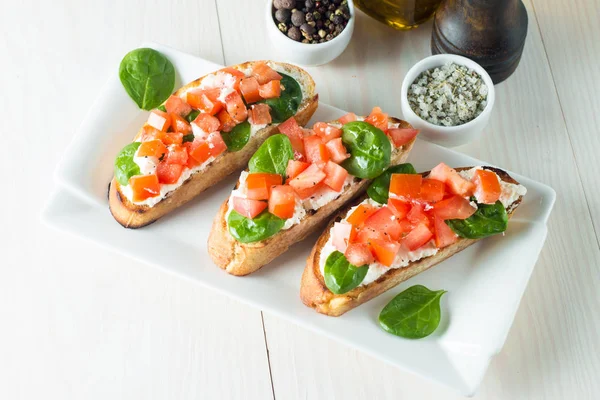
[217,0,600,398]
[0,1,273,399]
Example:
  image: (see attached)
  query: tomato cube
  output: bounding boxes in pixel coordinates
[420,178,445,203]
[171,113,192,134]
[268,185,296,219]
[364,106,388,131]
[389,174,422,200]
[288,164,326,197]
[187,139,211,164]
[224,90,248,123]
[332,222,353,253]
[162,131,184,146]
[432,195,477,220]
[346,203,378,227]
[473,169,501,204]
[355,227,387,245]
[217,109,237,133]
[325,138,350,164]
[165,144,188,165]
[407,203,430,227]
[402,223,433,251]
[147,109,171,132]
[323,161,349,192]
[240,76,261,104]
[129,174,160,202]
[338,112,357,124]
[207,132,227,158]
[278,117,305,159]
[245,173,283,200]
[218,67,245,91]
[138,139,168,159]
[364,206,402,241]
[313,122,343,142]
[187,88,223,115]
[286,160,310,180]
[387,128,419,147]
[387,198,411,220]
[251,62,283,85]
[304,135,329,166]
[249,104,272,125]
[165,95,192,118]
[232,197,267,219]
[258,80,281,99]
[156,161,183,184]
[344,243,374,267]
[370,239,400,267]
[434,215,458,248]
[140,125,167,143]
[428,163,475,197]
[193,113,221,133]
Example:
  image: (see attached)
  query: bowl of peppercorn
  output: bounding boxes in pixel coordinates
[267,0,354,66]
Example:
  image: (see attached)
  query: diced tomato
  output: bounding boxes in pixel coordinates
[293,182,325,200]
[171,113,192,134]
[332,222,353,253]
[364,106,388,131]
[193,113,221,133]
[232,197,267,219]
[137,140,167,159]
[313,122,343,142]
[402,223,433,251]
[165,95,192,118]
[147,109,171,132]
[428,163,475,197]
[370,239,400,267]
[346,204,377,227]
[389,174,422,200]
[140,125,167,143]
[407,203,430,227]
[187,88,223,115]
[398,219,414,236]
[387,128,419,147]
[268,185,296,219]
[162,131,184,146]
[207,132,227,157]
[304,136,329,166]
[364,206,402,241]
[278,117,305,159]
[240,77,261,104]
[156,161,183,184]
[129,174,160,202]
[245,173,283,200]
[344,243,374,267]
[286,160,310,180]
[187,139,211,164]
[217,109,237,133]
[165,144,188,165]
[432,195,477,220]
[251,62,283,85]
[249,104,272,125]
[224,91,248,123]
[338,112,357,124]
[387,198,411,220]
[258,80,281,99]
[323,161,348,192]
[355,227,387,245]
[472,169,501,204]
[288,164,326,197]
[218,67,245,91]
[434,215,458,248]
[325,138,350,164]
[420,178,445,203]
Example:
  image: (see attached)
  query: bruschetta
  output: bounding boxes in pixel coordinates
[300,163,527,316]
[109,61,318,228]
[208,107,419,276]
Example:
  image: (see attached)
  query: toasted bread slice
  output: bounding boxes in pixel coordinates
[300,167,524,316]
[109,61,318,228]
[207,118,417,276]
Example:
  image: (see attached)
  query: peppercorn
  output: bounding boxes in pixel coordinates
[333,0,342,4]
[275,9,291,23]
[318,6,327,14]
[274,0,295,10]
[305,0,314,8]
[313,11,321,20]
[322,0,329,4]
[318,29,326,38]
[277,22,288,33]
[328,4,335,11]
[326,33,334,41]
[332,14,343,24]
[316,20,324,28]
[325,10,332,19]
[291,10,306,26]
[305,12,314,22]
[287,26,302,41]
[300,22,316,35]
[302,38,310,43]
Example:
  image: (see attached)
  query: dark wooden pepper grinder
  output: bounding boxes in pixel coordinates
[431,0,528,84]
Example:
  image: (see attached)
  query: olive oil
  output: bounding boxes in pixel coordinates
[354,0,443,30]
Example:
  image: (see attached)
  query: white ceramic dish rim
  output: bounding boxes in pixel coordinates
[401,54,496,132]
[265,0,355,50]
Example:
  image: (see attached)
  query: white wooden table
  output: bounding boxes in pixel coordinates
[2,0,599,398]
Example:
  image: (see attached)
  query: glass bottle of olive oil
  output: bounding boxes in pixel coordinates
[354,0,444,30]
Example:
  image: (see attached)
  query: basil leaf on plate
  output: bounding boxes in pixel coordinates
[341,121,392,179]
[186,110,200,123]
[379,285,446,339]
[367,163,417,204]
[248,134,294,176]
[259,73,302,123]
[222,121,251,152]
[227,210,285,243]
[324,251,369,294]
[119,48,175,111]
[114,142,142,186]
[446,201,508,239]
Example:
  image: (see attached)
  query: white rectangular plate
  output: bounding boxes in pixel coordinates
[43,43,555,396]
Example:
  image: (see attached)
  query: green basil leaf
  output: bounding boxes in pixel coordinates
[248,134,294,176]
[182,134,195,143]
[341,121,392,179]
[114,142,142,186]
[324,251,369,294]
[157,104,167,112]
[446,201,508,239]
[259,73,302,123]
[186,110,200,123]
[222,121,251,152]
[227,210,285,243]
[367,163,417,204]
[379,285,446,339]
[119,48,175,111]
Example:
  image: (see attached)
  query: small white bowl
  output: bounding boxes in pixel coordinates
[400,54,495,147]
[266,0,355,66]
